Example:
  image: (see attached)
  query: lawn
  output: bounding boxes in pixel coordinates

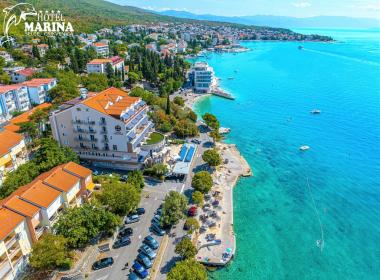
[146,132,164,145]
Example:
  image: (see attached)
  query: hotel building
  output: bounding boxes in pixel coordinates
[0,162,93,280]
[191,62,216,93]
[0,85,31,121]
[0,130,28,186]
[93,42,109,57]
[86,56,124,75]
[22,78,57,105]
[50,87,154,170]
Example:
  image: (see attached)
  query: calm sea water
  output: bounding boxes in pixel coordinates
[193,29,380,280]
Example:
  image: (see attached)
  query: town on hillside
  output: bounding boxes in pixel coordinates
[0,19,325,280]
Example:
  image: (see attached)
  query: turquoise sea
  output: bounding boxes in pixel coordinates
[193,29,380,279]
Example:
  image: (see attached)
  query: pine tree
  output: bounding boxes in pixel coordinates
[32,45,40,59]
[166,94,171,115]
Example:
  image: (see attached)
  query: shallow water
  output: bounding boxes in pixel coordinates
[193,28,380,280]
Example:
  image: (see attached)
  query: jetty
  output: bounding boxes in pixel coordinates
[195,143,251,266]
[212,88,235,100]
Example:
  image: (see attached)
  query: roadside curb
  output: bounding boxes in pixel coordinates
[150,234,169,280]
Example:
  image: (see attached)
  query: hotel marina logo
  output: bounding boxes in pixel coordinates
[1,3,74,46]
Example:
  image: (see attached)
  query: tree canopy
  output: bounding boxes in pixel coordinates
[161,191,188,228]
[175,237,197,259]
[167,259,207,280]
[192,191,204,207]
[29,234,73,271]
[54,203,120,248]
[202,149,222,167]
[126,170,145,190]
[191,171,213,194]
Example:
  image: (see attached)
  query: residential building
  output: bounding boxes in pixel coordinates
[0,51,13,63]
[86,56,124,74]
[36,44,48,57]
[191,62,216,93]
[11,68,37,83]
[0,85,31,119]
[0,162,93,280]
[0,130,27,186]
[50,87,155,170]
[22,78,57,105]
[93,42,109,57]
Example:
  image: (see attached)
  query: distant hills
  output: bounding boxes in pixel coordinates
[157,10,380,29]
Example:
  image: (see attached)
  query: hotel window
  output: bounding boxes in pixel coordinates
[113,145,117,151]
[90,135,95,141]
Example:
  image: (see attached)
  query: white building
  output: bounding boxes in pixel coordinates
[50,87,155,170]
[191,62,216,93]
[92,42,109,57]
[10,68,37,84]
[0,85,31,120]
[0,51,13,63]
[86,56,124,75]
[22,78,57,105]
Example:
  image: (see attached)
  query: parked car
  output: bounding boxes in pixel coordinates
[150,224,165,236]
[125,214,140,224]
[191,139,201,144]
[128,272,140,280]
[151,215,161,225]
[139,244,157,259]
[156,208,162,216]
[188,206,197,217]
[113,236,131,249]
[143,236,159,250]
[132,262,148,279]
[92,257,114,270]
[136,253,152,268]
[118,227,133,238]
[136,207,145,215]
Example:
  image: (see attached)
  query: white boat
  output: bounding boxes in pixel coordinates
[310,109,321,114]
[299,145,310,151]
[219,127,231,134]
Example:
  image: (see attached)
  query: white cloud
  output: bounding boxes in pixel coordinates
[292,2,312,8]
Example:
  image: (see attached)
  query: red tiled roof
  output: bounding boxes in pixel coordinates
[0,84,24,94]
[0,130,24,157]
[93,42,108,47]
[22,78,56,87]
[0,208,24,241]
[15,68,36,77]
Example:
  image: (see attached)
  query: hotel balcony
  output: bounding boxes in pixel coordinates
[72,120,96,125]
[34,225,45,239]
[0,257,12,280]
[7,242,21,260]
[74,137,92,142]
[73,128,97,134]
[4,232,18,249]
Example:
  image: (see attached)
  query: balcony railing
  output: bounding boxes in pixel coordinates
[74,137,91,142]
[72,120,95,125]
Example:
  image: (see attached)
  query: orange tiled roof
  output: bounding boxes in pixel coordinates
[0,130,24,157]
[22,78,55,87]
[20,180,62,209]
[0,208,25,241]
[43,168,79,192]
[93,42,108,47]
[82,87,139,118]
[87,58,111,65]
[0,84,24,94]
[3,196,40,218]
[15,68,36,77]
[63,162,91,178]
[4,103,51,133]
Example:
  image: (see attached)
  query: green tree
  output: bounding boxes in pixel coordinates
[202,113,219,130]
[161,191,188,228]
[192,191,204,207]
[143,163,168,180]
[167,259,207,280]
[54,203,120,248]
[209,130,222,143]
[126,170,145,190]
[127,71,140,85]
[202,149,222,167]
[191,171,213,194]
[105,63,114,79]
[175,237,197,259]
[173,96,185,106]
[166,94,171,115]
[32,45,40,59]
[184,217,200,234]
[0,72,10,84]
[174,120,199,138]
[29,234,73,271]
[82,73,109,92]
[98,181,141,216]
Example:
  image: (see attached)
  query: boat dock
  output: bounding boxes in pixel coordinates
[212,88,235,100]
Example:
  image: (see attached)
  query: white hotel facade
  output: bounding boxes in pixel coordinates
[191,62,216,93]
[50,87,154,170]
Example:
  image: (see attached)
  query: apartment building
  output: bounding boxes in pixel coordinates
[22,78,57,105]
[93,42,109,57]
[0,85,31,121]
[50,87,154,170]
[11,68,37,84]
[0,130,27,186]
[86,56,124,74]
[0,162,93,280]
[191,62,216,93]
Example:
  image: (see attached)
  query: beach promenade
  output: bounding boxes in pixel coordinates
[195,143,251,266]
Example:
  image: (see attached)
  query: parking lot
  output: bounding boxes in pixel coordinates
[88,186,167,280]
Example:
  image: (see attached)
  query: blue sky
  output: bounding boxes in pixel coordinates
[109,0,380,18]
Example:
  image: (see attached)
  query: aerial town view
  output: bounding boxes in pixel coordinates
[0,1,379,280]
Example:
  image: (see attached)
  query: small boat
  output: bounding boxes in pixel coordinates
[300,145,310,151]
[219,127,231,134]
[310,109,321,114]
[228,77,234,80]
[298,45,304,50]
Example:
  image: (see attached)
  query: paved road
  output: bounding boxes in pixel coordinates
[88,125,211,280]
